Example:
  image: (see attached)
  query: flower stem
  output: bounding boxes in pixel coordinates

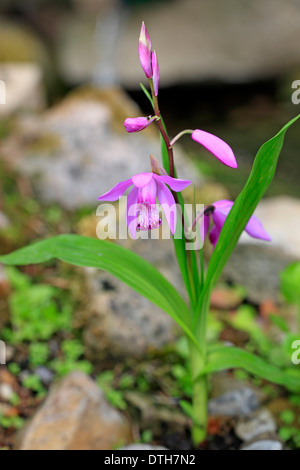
[150,80,175,178]
[189,341,208,446]
[170,129,193,147]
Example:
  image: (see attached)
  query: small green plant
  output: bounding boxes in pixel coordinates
[29,342,50,367]
[49,339,93,377]
[2,267,72,343]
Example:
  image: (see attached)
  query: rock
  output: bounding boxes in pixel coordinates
[0,211,10,229]
[120,444,168,451]
[0,383,14,402]
[18,371,133,450]
[0,63,45,116]
[81,237,182,360]
[241,440,283,451]
[57,0,300,86]
[224,197,300,303]
[208,387,260,417]
[1,88,200,210]
[235,408,277,442]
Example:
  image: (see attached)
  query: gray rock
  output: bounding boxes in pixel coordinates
[0,64,45,117]
[235,408,277,442]
[57,0,300,86]
[82,236,182,360]
[224,196,300,303]
[208,387,260,417]
[0,211,10,229]
[241,440,283,451]
[18,371,133,450]
[120,444,168,451]
[1,89,200,210]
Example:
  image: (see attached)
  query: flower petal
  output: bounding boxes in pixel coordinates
[192,130,237,169]
[126,186,139,239]
[98,178,133,201]
[152,51,159,96]
[156,180,177,235]
[132,172,153,188]
[139,178,157,205]
[153,174,191,192]
[209,225,222,248]
[245,214,271,241]
[124,116,155,133]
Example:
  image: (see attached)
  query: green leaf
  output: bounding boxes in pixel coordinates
[196,115,300,328]
[0,235,198,348]
[280,262,300,306]
[201,346,300,392]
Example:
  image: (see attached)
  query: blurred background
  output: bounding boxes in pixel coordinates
[1,0,300,451]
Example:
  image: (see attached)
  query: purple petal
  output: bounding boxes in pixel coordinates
[156,180,177,235]
[132,172,153,188]
[213,200,234,210]
[139,22,152,79]
[151,51,159,96]
[98,178,132,201]
[209,225,222,248]
[126,186,139,239]
[192,130,238,169]
[153,174,191,192]
[211,200,233,229]
[245,214,271,241]
[124,116,155,133]
[139,178,157,205]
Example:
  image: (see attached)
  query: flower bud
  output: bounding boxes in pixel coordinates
[139,22,153,79]
[124,116,155,133]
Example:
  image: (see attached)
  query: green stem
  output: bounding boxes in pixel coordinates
[189,341,208,446]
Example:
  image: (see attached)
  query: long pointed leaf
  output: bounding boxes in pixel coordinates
[201,346,300,392]
[0,235,200,348]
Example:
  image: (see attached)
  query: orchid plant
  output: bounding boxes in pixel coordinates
[1,22,300,446]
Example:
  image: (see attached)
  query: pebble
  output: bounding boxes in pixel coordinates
[208,387,260,417]
[235,408,277,442]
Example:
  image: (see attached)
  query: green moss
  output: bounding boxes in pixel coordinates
[24,133,62,155]
[0,21,48,65]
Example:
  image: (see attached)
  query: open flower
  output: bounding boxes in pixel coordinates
[192,130,237,168]
[202,199,271,248]
[98,172,191,238]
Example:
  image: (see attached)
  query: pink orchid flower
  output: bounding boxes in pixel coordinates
[202,199,271,248]
[98,172,191,238]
